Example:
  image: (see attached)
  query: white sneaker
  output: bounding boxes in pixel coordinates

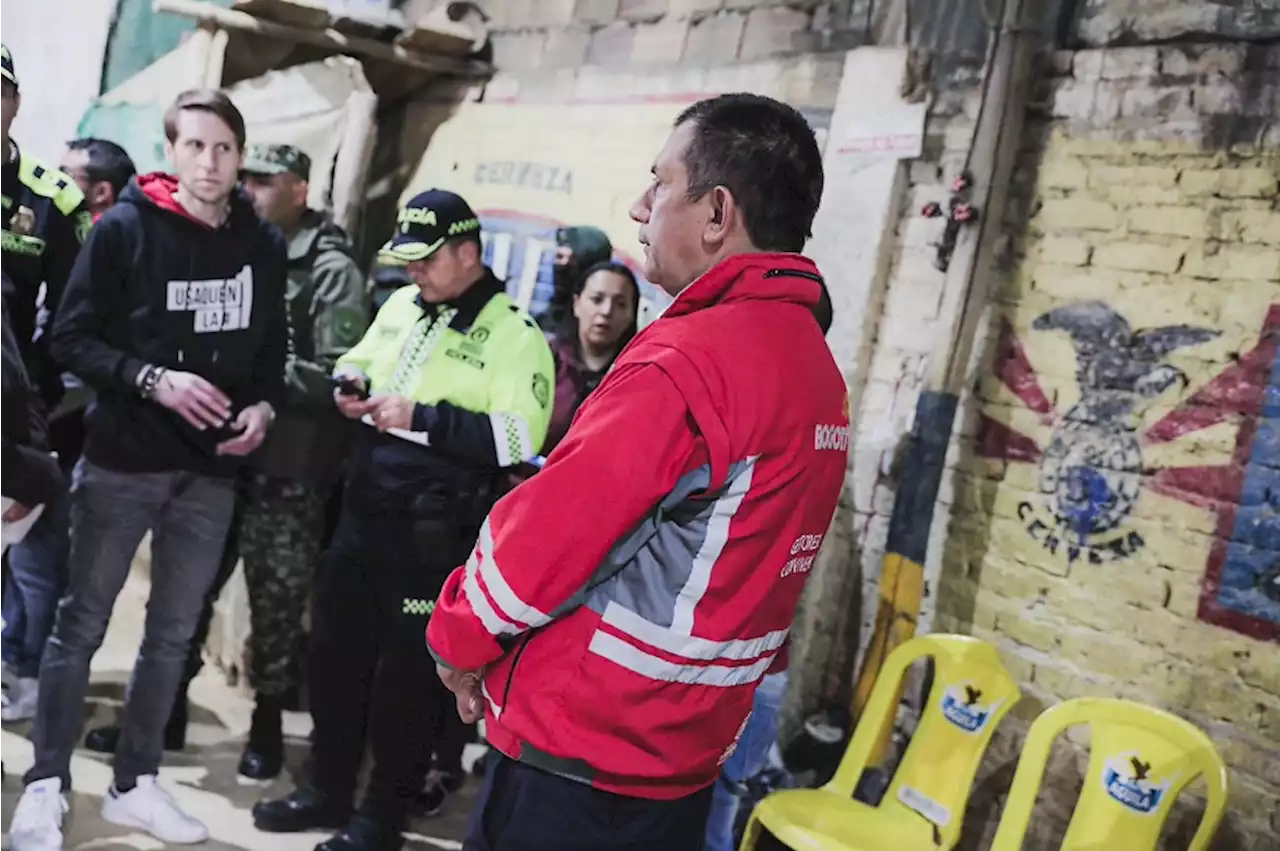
[9,778,68,851]
[2,676,39,721]
[101,775,209,844]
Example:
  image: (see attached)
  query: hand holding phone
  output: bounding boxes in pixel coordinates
[329,375,370,400]
[331,375,372,420]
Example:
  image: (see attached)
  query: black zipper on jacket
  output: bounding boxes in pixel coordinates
[762,268,825,284]
[501,633,535,708]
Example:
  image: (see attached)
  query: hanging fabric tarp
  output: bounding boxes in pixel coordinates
[100,0,233,93]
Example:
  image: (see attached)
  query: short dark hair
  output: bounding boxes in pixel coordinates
[66,138,137,197]
[675,93,824,254]
[447,232,483,257]
[556,260,641,355]
[163,89,246,150]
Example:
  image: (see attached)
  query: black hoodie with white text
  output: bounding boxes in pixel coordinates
[51,173,288,477]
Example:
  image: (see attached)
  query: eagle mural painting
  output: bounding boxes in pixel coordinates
[978,300,1280,641]
[1032,301,1219,547]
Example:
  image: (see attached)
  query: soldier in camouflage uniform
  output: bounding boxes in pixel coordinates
[84,144,369,780]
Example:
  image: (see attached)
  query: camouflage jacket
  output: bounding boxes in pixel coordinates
[253,210,368,484]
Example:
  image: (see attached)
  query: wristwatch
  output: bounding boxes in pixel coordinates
[137,365,166,400]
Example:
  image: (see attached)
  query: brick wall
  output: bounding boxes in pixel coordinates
[916,42,1280,849]
[480,0,873,72]
[1075,0,1280,45]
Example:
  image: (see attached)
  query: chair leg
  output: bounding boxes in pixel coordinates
[738,815,762,851]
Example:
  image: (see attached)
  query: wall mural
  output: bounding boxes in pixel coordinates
[978,300,1280,642]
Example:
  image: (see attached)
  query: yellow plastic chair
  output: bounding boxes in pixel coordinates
[740,634,1022,851]
[990,697,1229,851]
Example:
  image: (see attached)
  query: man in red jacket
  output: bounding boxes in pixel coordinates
[428,92,849,851]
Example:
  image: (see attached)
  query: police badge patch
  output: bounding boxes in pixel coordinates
[532,373,550,408]
[75,210,93,245]
[331,306,366,347]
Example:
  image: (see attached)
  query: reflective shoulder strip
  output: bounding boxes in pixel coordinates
[17,153,85,213]
[490,411,535,467]
[475,520,551,629]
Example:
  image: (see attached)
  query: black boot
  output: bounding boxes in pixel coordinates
[253,785,351,833]
[84,684,190,754]
[315,815,403,851]
[238,694,284,780]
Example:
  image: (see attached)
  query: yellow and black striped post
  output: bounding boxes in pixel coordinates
[849,0,1037,760]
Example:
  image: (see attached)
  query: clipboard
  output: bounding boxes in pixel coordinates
[359,413,431,447]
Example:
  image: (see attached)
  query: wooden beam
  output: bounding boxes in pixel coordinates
[201,25,230,87]
[233,0,330,30]
[153,0,492,77]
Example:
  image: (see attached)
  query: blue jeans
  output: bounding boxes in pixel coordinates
[704,672,788,851]
[2,491,71,678]
[23,458,235,789]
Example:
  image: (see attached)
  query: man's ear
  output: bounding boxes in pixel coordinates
[292,178,309,208]
[89,181,113,210]
[705,186,734,243]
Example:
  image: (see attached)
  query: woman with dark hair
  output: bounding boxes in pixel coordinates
[501,262,639,495]
[545,260,640,454]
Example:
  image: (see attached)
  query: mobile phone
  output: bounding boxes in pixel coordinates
[329,375,370,400]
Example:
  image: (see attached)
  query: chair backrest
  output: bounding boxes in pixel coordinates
[990,697,1229,851]
[826,634,1022,847]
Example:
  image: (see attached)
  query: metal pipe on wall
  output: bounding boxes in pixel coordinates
[851,0,1041,755]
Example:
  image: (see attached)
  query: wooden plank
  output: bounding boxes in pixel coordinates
[330,15,394,39]
[232,0,330,30]
[394,20,476,58]
[154,0,492,76]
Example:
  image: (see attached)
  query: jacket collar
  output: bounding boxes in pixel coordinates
[415,267,504,331]
[663,252,824,319]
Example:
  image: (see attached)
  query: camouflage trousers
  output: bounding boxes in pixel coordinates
[231,473,329,697]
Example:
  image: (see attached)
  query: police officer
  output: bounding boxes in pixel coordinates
[1,43,93,723]
[0,44,92,410]
[82,144,369,780]
[253,189,554,851]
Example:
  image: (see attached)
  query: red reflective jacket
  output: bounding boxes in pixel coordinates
[427,252,849,799]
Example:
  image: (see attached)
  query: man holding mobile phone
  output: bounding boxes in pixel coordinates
[253,189,554,851]
[81,143,368,783]
[9,89,288,851]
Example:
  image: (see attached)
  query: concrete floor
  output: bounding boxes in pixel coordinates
[1,576,477,851]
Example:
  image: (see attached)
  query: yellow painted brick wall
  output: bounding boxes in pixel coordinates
[934,83,1280,850]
